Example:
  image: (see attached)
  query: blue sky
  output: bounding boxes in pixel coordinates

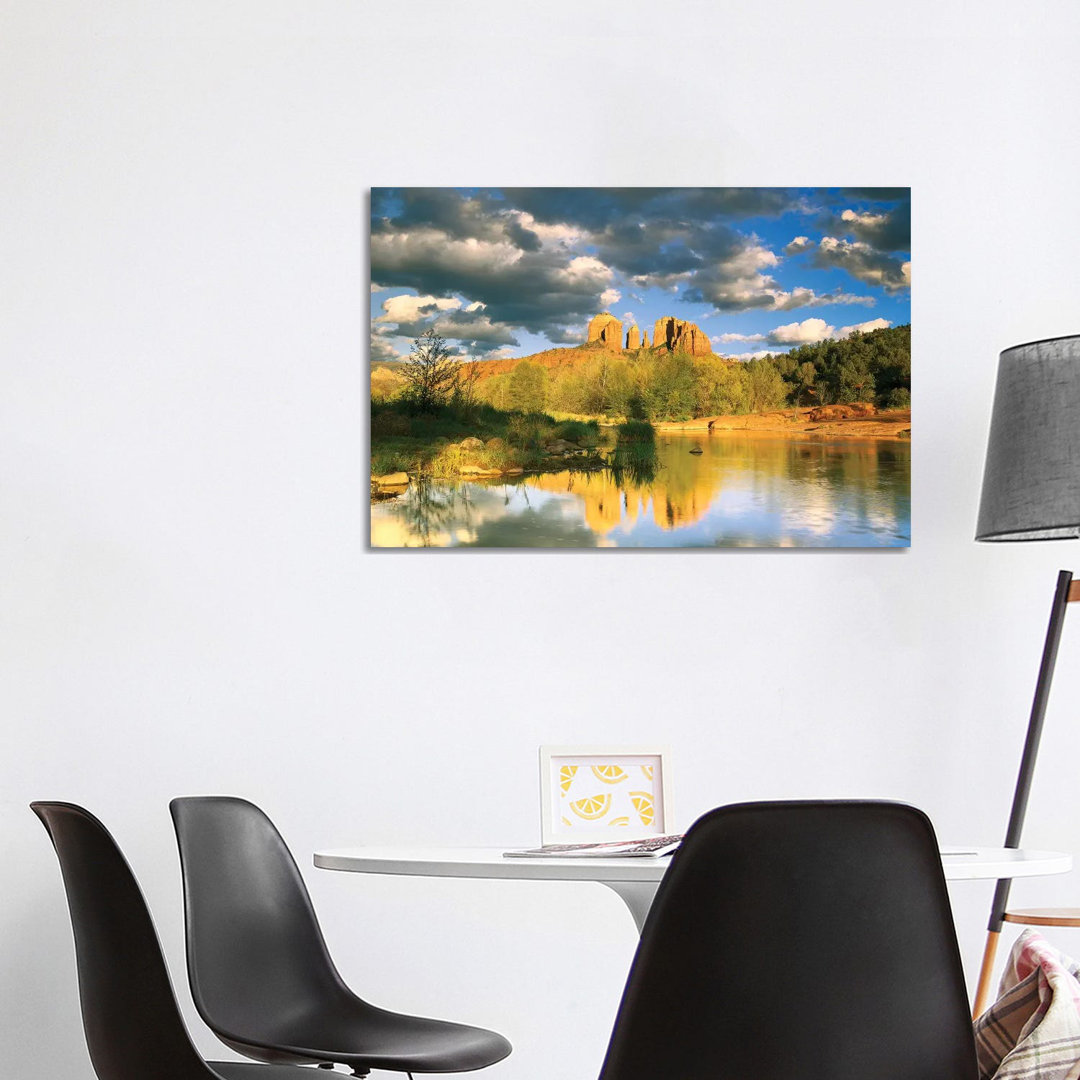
[370,187,910,362]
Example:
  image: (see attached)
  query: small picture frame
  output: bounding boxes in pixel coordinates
[539,745,672,845]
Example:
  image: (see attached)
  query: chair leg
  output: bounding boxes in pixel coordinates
[973,928,1001,1019]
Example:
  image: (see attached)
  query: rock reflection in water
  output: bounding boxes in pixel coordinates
[370,433,910,548]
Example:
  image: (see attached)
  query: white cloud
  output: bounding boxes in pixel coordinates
[375,293,462,325]
[841,209,887,229]
[815,236,909,292]
[563,255,612,281]
[770,317,835,344]
[718,331,766,343]
[370,335,406,362]
[720,315,888,349]
[600,287,622,307]
[837,317,892,338]
[465,300,485,312]
[784,236,813,254]
[689,237,875,312]
[512,211,584,247]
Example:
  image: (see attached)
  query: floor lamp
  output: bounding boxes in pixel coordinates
[972,334,1080,1018]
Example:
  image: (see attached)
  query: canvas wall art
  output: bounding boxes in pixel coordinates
[370,187,910,548]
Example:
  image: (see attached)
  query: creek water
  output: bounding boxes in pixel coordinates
[371,432,911,548]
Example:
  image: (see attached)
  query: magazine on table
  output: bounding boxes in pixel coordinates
[504,834,683,859]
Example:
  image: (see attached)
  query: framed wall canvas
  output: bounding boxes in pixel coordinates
[370,187,911,549]
[539,745,672,845]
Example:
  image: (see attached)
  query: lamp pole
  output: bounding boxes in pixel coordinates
[971,569,1076,1017]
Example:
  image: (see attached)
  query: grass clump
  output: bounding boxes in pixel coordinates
[372,399,610,481]
[615,419,656,444]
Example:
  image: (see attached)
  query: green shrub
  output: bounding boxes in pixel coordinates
[557,419,601,447]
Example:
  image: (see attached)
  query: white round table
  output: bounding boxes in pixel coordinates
[314,845,1073,933]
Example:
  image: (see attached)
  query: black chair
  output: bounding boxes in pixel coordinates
[169,796,511,1078]
[597,800,979,1080]
[31,801,316,1080]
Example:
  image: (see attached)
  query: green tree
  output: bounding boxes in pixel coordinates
[794,361,817,405]
[745,358,789,413]
[647,351,697,420]
[693,356,750,416]
[507,361,547,413]
[401,328,460,412]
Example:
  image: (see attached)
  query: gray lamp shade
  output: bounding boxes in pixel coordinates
[976,334,1080,541]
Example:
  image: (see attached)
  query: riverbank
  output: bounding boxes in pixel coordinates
[370,401,910,494]
[656,406,911,439]
[370,402,614,491]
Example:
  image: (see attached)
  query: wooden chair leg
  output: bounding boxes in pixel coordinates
[973,929,1001,1019]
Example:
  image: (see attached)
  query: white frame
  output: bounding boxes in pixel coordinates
[539,745,673,845]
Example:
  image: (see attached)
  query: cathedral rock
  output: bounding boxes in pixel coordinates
[653,316,711,357]
[584,313,710,355]
[587,312,623,351]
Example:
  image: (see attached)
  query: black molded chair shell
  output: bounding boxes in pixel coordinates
[31,801,317,1080]
[598,800,979,1080]
[170,795,511,1074]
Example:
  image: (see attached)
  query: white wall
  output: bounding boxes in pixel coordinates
[4,2,1080,1076]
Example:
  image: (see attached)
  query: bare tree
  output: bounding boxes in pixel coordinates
[401,328,459,411]
[453,356,482,414]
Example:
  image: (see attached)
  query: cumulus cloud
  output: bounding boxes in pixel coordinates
[769,318,835,344]
[511,211,584,248]
[382,309,520,350]
[836,201,910,251]
[813,237,910,292]
[374,293,462,325]
[719,315,892,349]
[370,223,615,340]
[724,349,778,361]
[370,335,405,363]
[370,188,906,351]
[370,291,521,357]
[837,317,892,338]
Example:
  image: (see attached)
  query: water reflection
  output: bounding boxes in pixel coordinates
[370,433,910,548]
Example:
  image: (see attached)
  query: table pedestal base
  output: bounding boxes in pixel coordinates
[601,881,659,935]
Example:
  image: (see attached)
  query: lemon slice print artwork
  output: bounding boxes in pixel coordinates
[569,793,612,821]
[591,764,628,784]
[630,791,654,827]
[559,765,578,794]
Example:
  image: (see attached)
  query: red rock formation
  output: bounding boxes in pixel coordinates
[626,325,641,349]
[653,316,711,356]
[642,330,649,348]
[807,403,877,421]
[587,312,623,351]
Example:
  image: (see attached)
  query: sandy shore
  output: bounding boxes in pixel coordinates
[655,407,910,440]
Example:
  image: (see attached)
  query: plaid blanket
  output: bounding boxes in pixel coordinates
[975,929,1080,1079]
